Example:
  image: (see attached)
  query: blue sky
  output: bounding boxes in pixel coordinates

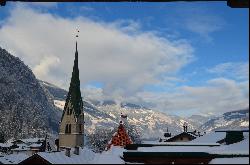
[0,2,249,117]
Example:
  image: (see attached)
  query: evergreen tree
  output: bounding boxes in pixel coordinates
[0,131,5,143]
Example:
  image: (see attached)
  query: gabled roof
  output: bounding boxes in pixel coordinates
[165,132,197,142]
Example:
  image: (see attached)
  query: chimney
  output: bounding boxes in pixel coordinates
[74,146,80,155]
[65,147,71,157]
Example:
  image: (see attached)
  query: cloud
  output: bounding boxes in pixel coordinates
[175,6,225,42]
[0,5,194,100]
[33,56,60,80]
[135,78,249,116]
[208,62,249,80]
[1,5,247,117]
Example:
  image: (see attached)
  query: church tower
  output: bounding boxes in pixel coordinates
[59,41,84,148]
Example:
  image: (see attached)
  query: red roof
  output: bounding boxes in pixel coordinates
[106,122,132,150]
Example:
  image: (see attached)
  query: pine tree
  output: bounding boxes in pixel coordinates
[0,131,5,143]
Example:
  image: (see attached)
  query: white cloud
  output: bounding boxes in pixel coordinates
[1,5,247,117]
[33,56,60,80]
[176,7,225,42]
[135,78,249,116]
[0,5,193,99]
[208,62,249,80]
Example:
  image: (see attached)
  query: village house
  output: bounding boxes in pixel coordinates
[123,129,249,164]
[159,123,205,143]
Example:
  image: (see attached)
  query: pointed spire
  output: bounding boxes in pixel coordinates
[61,31,83,121]
[76,41,78,52]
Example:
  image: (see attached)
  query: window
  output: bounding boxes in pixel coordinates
[66,107,70,115]
[68,124,71,133]
[79,124,82,133]
[65,124,71,134]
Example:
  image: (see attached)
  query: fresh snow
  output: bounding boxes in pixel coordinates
[0,153,28,164]
[190,132,226,143]
[240,121,249,127]
[54,100,65,110]
[0,143,12,148]
[93,146,125,164]
[209,157,249,164]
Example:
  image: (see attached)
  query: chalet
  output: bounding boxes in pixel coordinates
[159,123,204,142]
[164,132,197,142]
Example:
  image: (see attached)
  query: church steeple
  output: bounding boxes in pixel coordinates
[59,31,84,148]
[61,40,83,121]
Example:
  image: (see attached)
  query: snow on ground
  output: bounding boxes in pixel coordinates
[209,157,249,164]
[54,100,65,110]
[0,153,28,164]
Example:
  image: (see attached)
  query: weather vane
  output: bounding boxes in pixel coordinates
[76,29,79,38]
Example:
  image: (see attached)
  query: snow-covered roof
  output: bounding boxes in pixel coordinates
[0,153,28,164]
[11,138,45,144]
[136,132,249,156]
[30,148,97,164]
[211,132,249,155]
[21,138,45,143]
[209,157,249,164]
[190,132,226,143]
[29,143,42,148]
[0,143,12,148]
[94,146,125,164]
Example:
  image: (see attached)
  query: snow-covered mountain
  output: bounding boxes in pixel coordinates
[40,81,198,139]
[199,109,249,132]
[0,47,61,140]
[186,115,212,129]
[2,46,248,143]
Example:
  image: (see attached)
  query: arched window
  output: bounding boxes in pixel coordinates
[68,124,71,133]
[79,124,82,133]
[65,124,68,133]
[67,107,70,115]
[65,124,71,134]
